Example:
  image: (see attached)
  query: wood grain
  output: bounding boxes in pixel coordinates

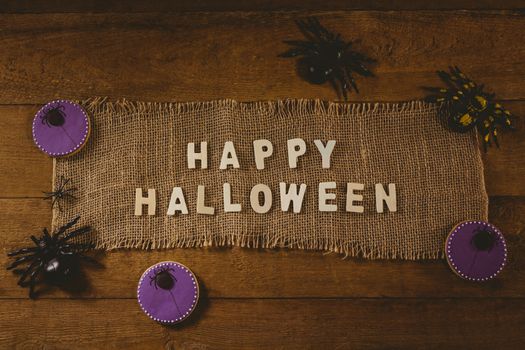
[0,298,524,349]
[2,1,525,12]
[0,6,524,349]
[0,11,524,104]
[1,196,523,299]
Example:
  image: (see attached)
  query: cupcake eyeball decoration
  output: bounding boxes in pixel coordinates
[446,221,507,281]
[32,100,91,157]
[137,261,199,324]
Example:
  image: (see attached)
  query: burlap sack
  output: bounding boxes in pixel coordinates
[52,98,488,259]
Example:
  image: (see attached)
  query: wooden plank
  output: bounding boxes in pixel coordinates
[482,102,525,196]
[0,103,523,197]
[0,298,524,349]
[0,12,524,104]
[1,196,524,299]
[0,105,52,198]
[1,0,525,12]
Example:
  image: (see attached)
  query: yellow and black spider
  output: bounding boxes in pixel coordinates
[425,66,514,151]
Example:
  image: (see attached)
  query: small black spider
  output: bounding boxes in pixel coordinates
[40,104,67,127]
[471,227,498,252]
[6,216,97,299]
[279,17,375,100]
[424,66,515,152]
[150,266,177,290]
[43,175,76,211]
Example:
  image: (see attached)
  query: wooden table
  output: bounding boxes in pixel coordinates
[1,1,524,349]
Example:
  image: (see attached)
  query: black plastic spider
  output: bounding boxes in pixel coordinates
[43,175,76,211]
[471,227,498,252]
[6,216,97,299]
[425,66,515,151]
[41,104,66,127]
[150,266,177,290]
[279,17,375,100]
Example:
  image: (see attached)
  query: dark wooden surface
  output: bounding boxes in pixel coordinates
[0,2,524,349]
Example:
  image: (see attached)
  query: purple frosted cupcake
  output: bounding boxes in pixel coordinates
[137,261,199,324]
[32,100,90,157]
[446,221,507,281]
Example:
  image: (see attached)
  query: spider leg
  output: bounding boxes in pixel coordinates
[63,187,77,195]
[278,46,314,58]
[27,264,44,299]
[295,19,317,43]
[336,74,350,101]
[343,69,359,94]
[61,243,94,251]
[422,87,449,102]
[63,192,77,200]
[42,191,55,199]
[347,60,374,78]
[31,235,40,245]
[484,115,500,148]
[17,260,42,286]
[477,123,491,153]
[52,216,80,238]
[7,254,36,270]
[7,247,39,257]
[282,40,319,53]
[450,66,476,91]
[60,226,91,242]
[437,69,458,89]
[309,17,334,42]
[61,177,70,188]
[149,278,158,289]
[492,128,500,148]
[328,77,343,101]
[304,17,324,42]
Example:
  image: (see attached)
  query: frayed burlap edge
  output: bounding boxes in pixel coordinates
[51,97,489,260]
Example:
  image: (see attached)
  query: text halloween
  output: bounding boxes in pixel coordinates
[135,139,397,215]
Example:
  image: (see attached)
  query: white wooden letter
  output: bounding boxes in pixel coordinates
[318,182,337,212]
[219,141,240,170]
[314,140,336,169]
[135,188,156,216]
[279,183,307,213]
[166,187,188,215]
[187,142,208,169]
[250,184,272,214]
[375,183,397,213]
[287,138,306,168]
[346,183,364,213]
[253,139,274,170]
[223,183,241,212]
[197,185,215,215]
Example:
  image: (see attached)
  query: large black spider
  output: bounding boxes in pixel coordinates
[43,175,76,211]
[425,66,515,152]
[6,216,97,299]
[40,104,66,127]
[279,17,375,100]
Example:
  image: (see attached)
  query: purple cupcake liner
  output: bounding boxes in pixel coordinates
[446,220,507,281]
[137,261,199,324]
[32,100,90,157]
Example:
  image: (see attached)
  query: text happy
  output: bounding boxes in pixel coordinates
[134,139,397,215]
